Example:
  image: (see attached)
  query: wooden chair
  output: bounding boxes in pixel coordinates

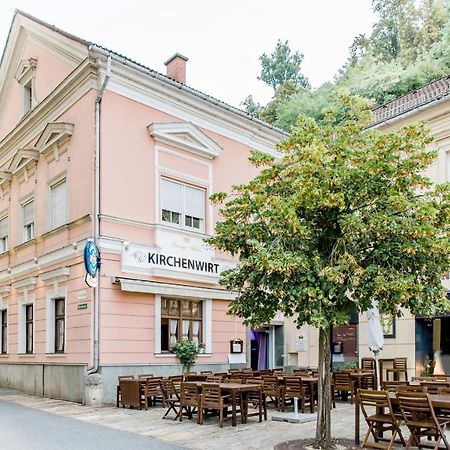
[281,377,308,413]
[244,379,266,422]
[198,383,230,428]
[361,357,377,389]
[260,369,273,376]
[179,382,200,422]
[382,381,408,392]
[333,372,355,404]
[397,391,450,449]
[160,379,181,420]
[119,379,143,409]
[358,389,405,450]
[116,375,134,407]
[439,387,450,395]
[293,369,310,377]
[200,370,213,375]
[386,357,408,382]
[206,375,224,383]
[262,376,282,410]
[145,377,164,406]
[420,382,450,395]
[398,385,427,393]
[138,373,154,379]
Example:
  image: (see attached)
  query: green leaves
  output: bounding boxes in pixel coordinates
[209,94,450,331]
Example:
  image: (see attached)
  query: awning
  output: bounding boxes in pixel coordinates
[112,276,237,300]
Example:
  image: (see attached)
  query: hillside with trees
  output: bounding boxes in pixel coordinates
[244,0,450,130]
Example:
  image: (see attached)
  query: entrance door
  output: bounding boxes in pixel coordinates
[250,329,269,370]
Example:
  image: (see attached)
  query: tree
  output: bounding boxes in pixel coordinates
[208,93,450,448]
[241,95,263,118]
[258,39,310,92]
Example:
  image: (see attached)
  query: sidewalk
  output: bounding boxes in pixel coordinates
[0,390,364,450]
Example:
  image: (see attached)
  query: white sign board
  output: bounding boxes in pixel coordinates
[296,335,308,352]
[228,353,246,364]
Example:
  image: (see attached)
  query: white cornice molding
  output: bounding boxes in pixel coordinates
[36,122,74,159]
[0,13,88,124]
[0,57,97,165]
[12,276,37,291]
[15,58,37,84]
[0,285,11,296]
[148,122,222,159]
[39,267,70,284]
[9,148,39,174]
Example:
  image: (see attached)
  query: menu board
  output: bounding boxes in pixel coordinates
[332,325,357,357]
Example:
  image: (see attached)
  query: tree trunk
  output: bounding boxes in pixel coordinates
[314,327,332,449]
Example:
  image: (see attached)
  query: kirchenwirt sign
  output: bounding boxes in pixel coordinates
[121,230,234,283]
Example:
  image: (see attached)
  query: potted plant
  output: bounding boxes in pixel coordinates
[198,342,205,354]
[171,339,200,373]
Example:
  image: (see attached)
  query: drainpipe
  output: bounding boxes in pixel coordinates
[87,54,111,375]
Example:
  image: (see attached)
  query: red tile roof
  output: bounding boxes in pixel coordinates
[372,75,450,126]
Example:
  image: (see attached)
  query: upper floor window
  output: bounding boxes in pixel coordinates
[50,179,67,229]
[22,199,34,243]
[161,178,205,232]
[16,58,37,117]
[0,216,8,253]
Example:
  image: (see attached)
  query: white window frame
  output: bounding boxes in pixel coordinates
[18,294,35,354]
[154,295,212,354]
[48,177,67,231]
[45,286,67,354]
[21,198,35,243]
[160,178,206,233]
[0,214,8,253]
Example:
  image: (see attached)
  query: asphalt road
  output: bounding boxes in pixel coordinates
[0,397,187,450]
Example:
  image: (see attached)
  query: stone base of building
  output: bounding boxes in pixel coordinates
[0,361,247,405]
[0,363,85,403]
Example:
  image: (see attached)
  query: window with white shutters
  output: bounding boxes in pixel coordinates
[51,180,67,229]
[0,216,8,253]
[22,200,34,242]
[161,178,205,232]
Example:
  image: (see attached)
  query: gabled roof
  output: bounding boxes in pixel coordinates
[372,75,450,126]
[1,10,287,140]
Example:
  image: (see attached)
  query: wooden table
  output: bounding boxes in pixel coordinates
[275,376,318,413]
[350,372,374,390]
[191,382,263,427]
[354,392,450,444]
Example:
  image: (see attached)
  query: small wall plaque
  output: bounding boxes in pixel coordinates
[77,303,88,310]
[230,338,243,354]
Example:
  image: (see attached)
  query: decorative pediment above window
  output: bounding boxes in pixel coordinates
[36,122,74,160]
[12,276,37,294]
[9,148,39,176]
[148,122,222,159]
[15,58,37,84]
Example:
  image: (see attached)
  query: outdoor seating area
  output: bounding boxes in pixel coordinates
[116,368,322,427]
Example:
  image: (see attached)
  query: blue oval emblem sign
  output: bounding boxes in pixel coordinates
[84,240,100,277]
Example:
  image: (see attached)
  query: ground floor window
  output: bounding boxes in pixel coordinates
[160,298,202,352]
[25,304,33,354]
[1,309,6,354]
[54,298,65,353]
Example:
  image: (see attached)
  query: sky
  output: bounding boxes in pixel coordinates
[0,1,376,108]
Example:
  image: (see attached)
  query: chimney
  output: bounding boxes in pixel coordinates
[164,53,188,84]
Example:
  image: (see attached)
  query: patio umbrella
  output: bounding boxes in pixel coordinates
[366,300,384,388]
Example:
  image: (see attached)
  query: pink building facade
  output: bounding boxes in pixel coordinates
[0,12,284,403]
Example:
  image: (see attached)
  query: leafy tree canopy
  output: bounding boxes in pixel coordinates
[258,39,310,92]
[210,93,450,330]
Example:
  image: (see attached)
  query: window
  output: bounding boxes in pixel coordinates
[1,310,6,354]
[160,298,202,352]
[50,180,67,229]
[0,216,8,253]
[54,298,65,353]
[161,178,205,231]
[22,200,34,242]
[25,304,33,354]
[23,79,33,115]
